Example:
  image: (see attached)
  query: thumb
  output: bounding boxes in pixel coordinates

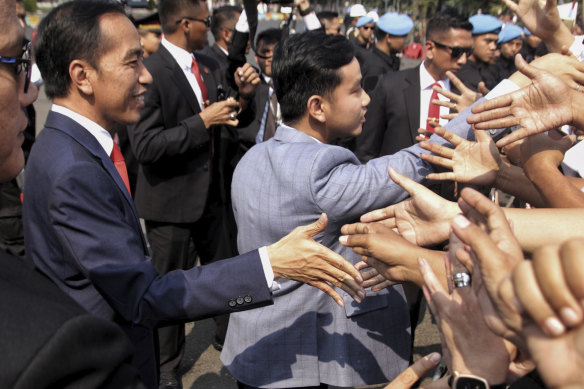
[559,134,576,152]
[478,81,490,96]
[303,213,328,237]
[388,167,420,196]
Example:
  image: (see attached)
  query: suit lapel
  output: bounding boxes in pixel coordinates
[158,45,201,113]
[403,67,421,143]
[44,112,144,238]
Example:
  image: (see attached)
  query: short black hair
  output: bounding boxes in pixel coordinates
[426,9,472,41]
[210,5,241,41]
[35,0,126,99]
[316,10,339,24]
[159,0,204,35]
[272,31,354,124]
[255,28,282,48]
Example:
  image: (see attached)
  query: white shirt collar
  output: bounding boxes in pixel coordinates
[161,37,195,71]
[419,60,450,90]
[51,104,113,155]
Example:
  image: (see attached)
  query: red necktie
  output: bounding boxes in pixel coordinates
[110,142,131,197]
[426,82,440,133]
[191,58,209,106]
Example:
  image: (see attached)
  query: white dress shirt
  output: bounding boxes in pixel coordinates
[419,61,451,130]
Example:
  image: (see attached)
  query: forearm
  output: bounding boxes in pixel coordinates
[524,160,584,208]
[494,162,547,207]
[502,208,584,252]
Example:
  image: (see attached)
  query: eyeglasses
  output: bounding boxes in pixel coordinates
[360,26,373,30]
[0,40,31,93]
[430,40,474,59]
[176,16,212,27]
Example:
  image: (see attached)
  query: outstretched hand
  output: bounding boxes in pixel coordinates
[432,71,482,121]
[359,168,459,246]
[267,213,365,307]
[420,126,502,186]
[468,55,578,148]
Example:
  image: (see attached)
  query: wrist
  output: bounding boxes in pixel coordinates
[297,0,312,13]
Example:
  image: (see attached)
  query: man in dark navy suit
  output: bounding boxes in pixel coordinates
[23,2,364,388]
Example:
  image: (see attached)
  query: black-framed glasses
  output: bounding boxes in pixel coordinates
[360,25,373,30]
[175,16,212,27]
[0,40,31,93]
[430,40,474,59]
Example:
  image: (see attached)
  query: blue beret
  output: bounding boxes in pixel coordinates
[523,27,532,36]
[498,24,523,44]
[469,14,502,35]
[377,12,413,36]
[356,15,374,28]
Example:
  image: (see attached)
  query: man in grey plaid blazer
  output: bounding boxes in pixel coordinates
[221,31,483,388]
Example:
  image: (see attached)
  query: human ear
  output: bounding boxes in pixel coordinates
[69,59,94,96]
[307,95,326,123]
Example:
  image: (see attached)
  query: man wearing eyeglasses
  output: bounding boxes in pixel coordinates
[351,15,374,68]
[354,9,472,353]
[198,5,241,70]
[127,0,261,385]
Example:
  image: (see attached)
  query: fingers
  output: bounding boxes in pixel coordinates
[388,166,428,197]
[431,126,465,146]
[426,172,456,181]
[340,222,369,237]
[360,206,394,223]
[419,139,455,158]
[417,127,433,141]
[383,352,442,389]
[514,54,537,81]
[501,0,518,13]
[371,279,395,292]
[477,81,490,96]
[301,213,328,237]
[532,244,583,327]
[469,95,513,116]
[309,280,345,307]
[432,99,457,110]
[495,129,529,149]
[512,260,566,337]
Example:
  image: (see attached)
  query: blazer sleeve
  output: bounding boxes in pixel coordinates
[128,68,210,165]
[49,161,272,328]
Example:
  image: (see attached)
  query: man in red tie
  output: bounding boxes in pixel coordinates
[127,0,262,385]
[355,10,473,160]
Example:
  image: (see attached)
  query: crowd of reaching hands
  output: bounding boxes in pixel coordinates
[335,0,584,387]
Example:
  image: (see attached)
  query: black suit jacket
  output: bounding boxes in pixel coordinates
[355,66,420,162]
[360,47,401,95]
[129,45,229,223]
[198,43,229,70]
[0,248,143,389]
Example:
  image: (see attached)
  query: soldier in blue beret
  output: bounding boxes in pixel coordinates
[360,12,414,94]
[491,23,524,84]
[456,13,502,92]
[352,15,375,67]
[519,26,547,62]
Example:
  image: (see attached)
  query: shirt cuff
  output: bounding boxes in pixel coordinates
[235,9,249,33]
[304,12,321,31]
[485,78,520,100]
[258,246,275,288]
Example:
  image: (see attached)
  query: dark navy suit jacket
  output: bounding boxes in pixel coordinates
[23,111,273,388]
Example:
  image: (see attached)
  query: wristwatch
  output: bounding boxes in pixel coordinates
[449,374,508,389]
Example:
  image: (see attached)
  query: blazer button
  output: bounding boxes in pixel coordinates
[236,297,244,305]
[228,299,237,307]
[244,295,252,303]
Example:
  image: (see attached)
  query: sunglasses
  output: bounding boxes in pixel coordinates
[0,40,31,93]
[360,26,373,30]
[176,16,212,27]
[431,40,474,59]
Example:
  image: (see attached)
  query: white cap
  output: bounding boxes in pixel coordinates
[350,4,366,17]
[367,10,379,23]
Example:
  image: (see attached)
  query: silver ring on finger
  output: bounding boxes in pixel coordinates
[230,112,237,120]
[453,272,471,288]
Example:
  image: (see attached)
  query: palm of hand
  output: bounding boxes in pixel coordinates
[453,139,500,186]
[512,0,561,40]
[512,73,574,134]
[392,191,449,246]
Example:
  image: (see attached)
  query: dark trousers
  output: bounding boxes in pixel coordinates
[237,382,328,389]
[146,200,224,374]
